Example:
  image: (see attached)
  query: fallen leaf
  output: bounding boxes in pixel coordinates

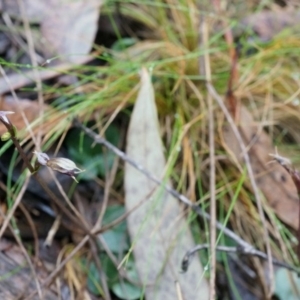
[239,8,300,41]
[223,105,299,229]
[1,0,102,63]
[0,56,92,94]
[41,0,102,63]
[0,0,48,22]
[124,68,209,299]
[0,95,64,137]
[0,239,70,299]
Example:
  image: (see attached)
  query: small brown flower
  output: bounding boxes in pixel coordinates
[33,151,84,182]
[47,157,84,182]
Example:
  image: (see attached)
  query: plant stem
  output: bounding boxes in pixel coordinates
[0,118,92,235]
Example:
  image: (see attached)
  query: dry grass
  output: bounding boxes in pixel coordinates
[2,0,300,298]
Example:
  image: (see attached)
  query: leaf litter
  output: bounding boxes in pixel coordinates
[1,0,103,63]
[124,68,209,299]
[223,105,299,229]
[1,1,300,299]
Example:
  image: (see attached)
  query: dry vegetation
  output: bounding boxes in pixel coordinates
[1,0,300,299]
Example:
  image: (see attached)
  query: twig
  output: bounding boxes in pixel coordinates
[89,239,112,300]
[73,121,265,256]
[0,115,91,231]
[181,244,300,275]
[0,112,97,255]
[18,202,39,259]
[0,65,38,146]
[175,280,183,300]
[0,113,103,300]
[75,119,300,277]
[0,56,93,94]
[48,168,87,226]
[94,188,157,235]
[48,167,111,299]
[18,0,44,151]
[206,82,274,297]
[1,13,44,64]
[200,18,216,299]
[44,214,62,247]
[0,208,43,299]
[24,184,165,299]
[0,171,30,239]
[0,180,39,257]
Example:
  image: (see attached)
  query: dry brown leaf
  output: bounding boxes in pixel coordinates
[0,96,64,137]
[40,0,102,63]
[0,96,43,132]
[240,8,300,40]
[223,105,299,229]
[125,69,209,299]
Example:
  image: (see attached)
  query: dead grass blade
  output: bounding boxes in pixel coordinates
[200,17,216,299]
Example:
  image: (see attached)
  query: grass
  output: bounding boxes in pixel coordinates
[1,0,300,298]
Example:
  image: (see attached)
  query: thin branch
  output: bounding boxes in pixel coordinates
[206,82,274,296]
[25,119,299,299]
[48,166,112,299]
[44,214,62,247]
[0,171,30,239]
[18,0,44,150]
[0,208,43,299]
[0,56,93,94]
[0,65,38,146]
[73,120,263,254]
[24,187,157,300]
[0,66,91,234]
[0,116,91,233]
[75,120,299,277]
[48,168,87,225]
[200,17,216,299]
[89,239,112,300]
[181,244,300,275]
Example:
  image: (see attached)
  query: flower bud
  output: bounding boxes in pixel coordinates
[33,151,84,182]
[33,151,50,166]
[0,111,14,125]
[1,132,11,141]
[46,157,84,182]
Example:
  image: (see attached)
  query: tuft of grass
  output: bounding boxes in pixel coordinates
[2,0,300,297]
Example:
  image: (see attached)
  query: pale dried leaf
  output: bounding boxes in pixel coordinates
[0,0,48,22]
[1,0,102,63]
[0,240,69,299]
[125,68,209,299]
[223,105,299,229]
[240,8,300,40]
[41,0,102,63]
